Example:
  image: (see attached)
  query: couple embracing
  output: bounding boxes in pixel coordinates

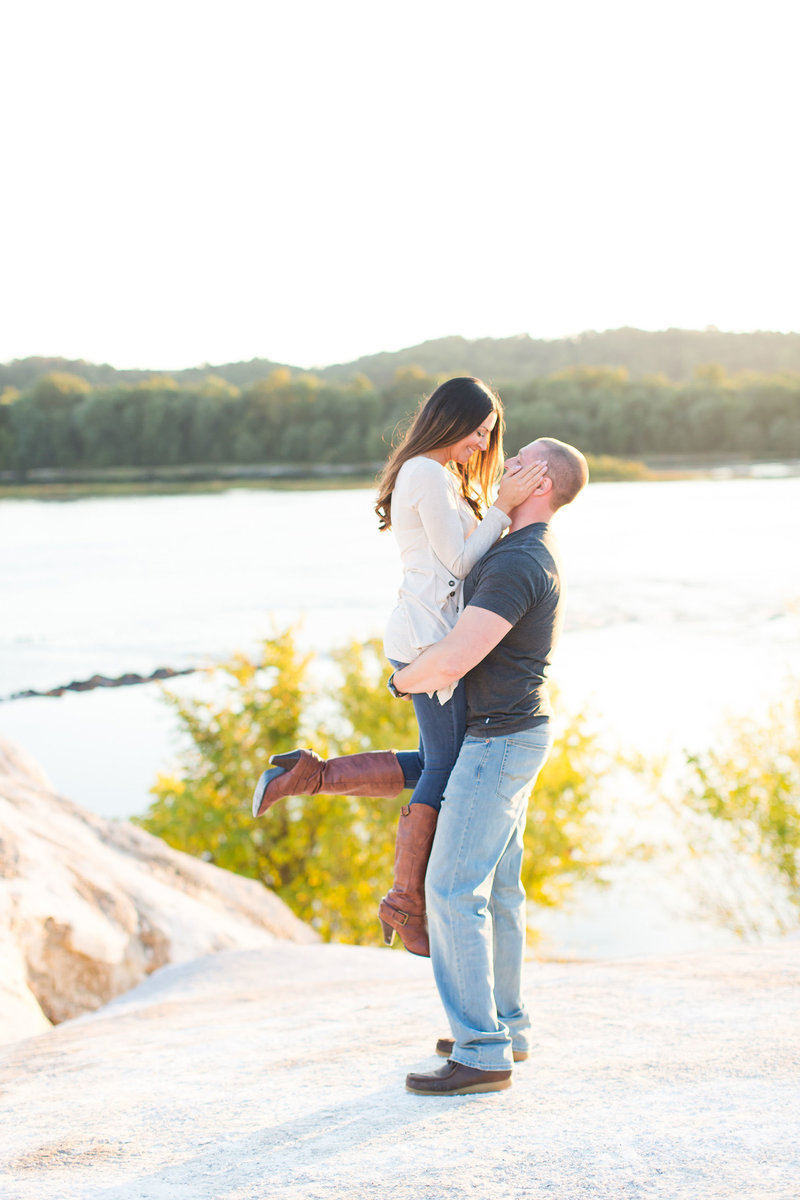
[252,377,589,1096]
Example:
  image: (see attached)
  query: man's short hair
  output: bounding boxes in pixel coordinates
[531,438,589,509]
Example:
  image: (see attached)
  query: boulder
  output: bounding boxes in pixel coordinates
[0,739,317,1043]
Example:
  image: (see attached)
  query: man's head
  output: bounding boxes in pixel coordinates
[505,437,589,516]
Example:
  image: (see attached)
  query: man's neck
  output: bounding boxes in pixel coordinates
[507,498,553,534]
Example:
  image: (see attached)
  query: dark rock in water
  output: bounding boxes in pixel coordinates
[3,666,198,703]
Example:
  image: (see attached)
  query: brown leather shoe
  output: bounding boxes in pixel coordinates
[435,1037,529,1063]
[252,748,405,817]
[406,1060,512,1096]
[378,804,438,956]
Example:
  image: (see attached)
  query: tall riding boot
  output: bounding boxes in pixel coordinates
[378,803,438,957]
[252,748,406,817]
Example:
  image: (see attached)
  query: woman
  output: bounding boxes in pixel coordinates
[252,377,545,954]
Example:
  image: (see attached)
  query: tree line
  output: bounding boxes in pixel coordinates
[1,361,799,473]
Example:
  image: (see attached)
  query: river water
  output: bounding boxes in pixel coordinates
[2,479,799,954]
[2,478,798,813]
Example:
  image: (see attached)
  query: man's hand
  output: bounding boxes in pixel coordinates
[392,606,512,695]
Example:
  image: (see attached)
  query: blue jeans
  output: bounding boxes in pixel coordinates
[425,725,552,1070]
[388,659,466,812]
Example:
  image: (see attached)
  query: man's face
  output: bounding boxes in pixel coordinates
[504,441,542,474]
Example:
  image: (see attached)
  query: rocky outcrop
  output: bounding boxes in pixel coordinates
[0,739,317,1044]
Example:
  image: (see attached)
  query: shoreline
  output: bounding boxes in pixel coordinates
[0,464,381,500]
[2,455,798,500]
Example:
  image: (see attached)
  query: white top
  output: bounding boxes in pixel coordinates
[383,456,511,698]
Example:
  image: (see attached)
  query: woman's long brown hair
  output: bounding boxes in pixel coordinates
[375,377,505,531]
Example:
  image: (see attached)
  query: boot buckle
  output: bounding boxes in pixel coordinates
[384,900,410,926]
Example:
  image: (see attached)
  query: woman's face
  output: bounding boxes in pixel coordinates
[447,411,497,464]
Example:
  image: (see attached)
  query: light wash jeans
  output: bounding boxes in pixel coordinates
[425,724,552,1071]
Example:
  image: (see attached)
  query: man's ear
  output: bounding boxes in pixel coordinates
[535,474,553,496]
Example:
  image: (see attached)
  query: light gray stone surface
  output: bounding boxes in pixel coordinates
[0,937,797,1199]
[0,739,317,1042]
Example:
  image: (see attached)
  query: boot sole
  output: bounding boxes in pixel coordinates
[251,766,286,818]
[405,1077,512,1096]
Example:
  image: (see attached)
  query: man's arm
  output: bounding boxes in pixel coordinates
[392,605,512,696]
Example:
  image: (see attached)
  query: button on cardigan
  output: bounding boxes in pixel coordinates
[383,456,511,698]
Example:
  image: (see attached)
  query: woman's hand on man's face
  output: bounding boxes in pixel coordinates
[495,457,547,514]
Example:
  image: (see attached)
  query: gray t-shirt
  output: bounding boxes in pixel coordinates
[463,522,563,737]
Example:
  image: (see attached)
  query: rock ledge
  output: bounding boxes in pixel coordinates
[0,739,317,1042]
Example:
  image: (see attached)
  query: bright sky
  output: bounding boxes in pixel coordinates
[2,0,797,371]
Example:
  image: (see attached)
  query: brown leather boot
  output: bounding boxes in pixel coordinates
[252,748,406,817]
[378,803,438,957]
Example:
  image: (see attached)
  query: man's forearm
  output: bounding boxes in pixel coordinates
[392,606,513,697]
[392,639,463,696]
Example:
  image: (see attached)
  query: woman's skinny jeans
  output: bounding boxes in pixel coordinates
[388,658,466,812]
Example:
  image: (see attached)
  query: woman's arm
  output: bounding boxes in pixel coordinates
[410,458,546,578]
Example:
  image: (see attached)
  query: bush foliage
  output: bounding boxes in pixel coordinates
[136,631,607,943]
[684,694,800,921]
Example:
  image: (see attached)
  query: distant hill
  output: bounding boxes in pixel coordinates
[2,328,800,392]
[320,329,800,387]
[0,355,292,392]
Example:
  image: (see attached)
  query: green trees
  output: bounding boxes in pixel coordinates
[235,370,294,462]
[0,387,17,466]
[136,631,608,943]
[2,361,799,473]
[8,371,91,467]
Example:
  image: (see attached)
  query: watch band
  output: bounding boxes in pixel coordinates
[387,670,410,699]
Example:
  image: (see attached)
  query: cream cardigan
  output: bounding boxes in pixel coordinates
[383,456,511,694]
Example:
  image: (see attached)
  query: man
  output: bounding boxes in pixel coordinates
[390,436,588,1096]
[252,436,588,1094]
